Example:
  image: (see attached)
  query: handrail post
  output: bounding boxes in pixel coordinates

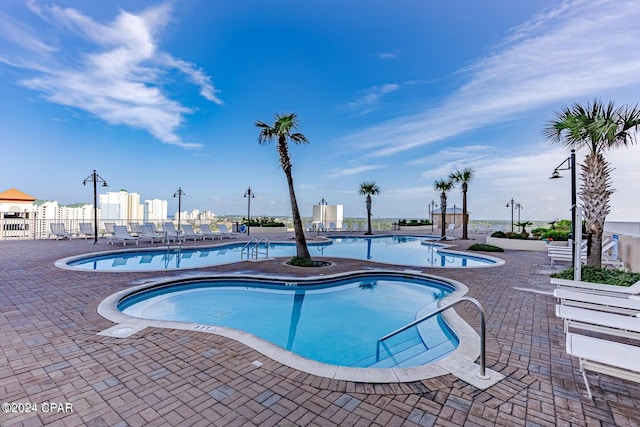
[376,296,489,379]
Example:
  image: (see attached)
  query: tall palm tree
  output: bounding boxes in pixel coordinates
[434,178,454,238]
[449,167,474,240]
[255,113,311,260]
[544,100,640,268]
[358,182,380,235]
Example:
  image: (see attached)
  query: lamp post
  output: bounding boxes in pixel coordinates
[428,200,438,232]
[515,203,523,223]
[506,198,518,233]
[244,186,255,235]
[550,149,577,275]
[319,197,327,229]
[173,187,185,232]
[83,170,108,244]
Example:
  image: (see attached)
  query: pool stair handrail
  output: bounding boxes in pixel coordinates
[376,296,489,379]
[241,238,270,259]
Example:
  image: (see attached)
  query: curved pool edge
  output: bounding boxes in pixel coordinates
[55,235,505,272]
[96,269,504,387]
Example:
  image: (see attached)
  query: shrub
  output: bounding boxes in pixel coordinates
[491,231,507,238]
[243,216,285,227]
[468,244,504,252]
[551,266,640,287]
[287,257,331,267]
[541,229,570,241]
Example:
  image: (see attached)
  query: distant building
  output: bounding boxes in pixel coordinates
[144,199,168,224]
[0,188,36,238]
[431,206,468,229]
[312,201,343,228]
[98,190,143,225]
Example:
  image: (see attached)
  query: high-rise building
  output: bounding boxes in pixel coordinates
[98,190,143,224]
[143,199,168,224]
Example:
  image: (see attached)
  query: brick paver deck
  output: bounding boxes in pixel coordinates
[1,233,639,426]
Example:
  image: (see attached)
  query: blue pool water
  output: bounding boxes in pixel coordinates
[119,274,459,367]
[65,235,497,271]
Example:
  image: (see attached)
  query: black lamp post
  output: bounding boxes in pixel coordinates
[83,170,108,244]
[244,186,255,235]
[506,198,519,233]
[173,187,186,232]
[428,200,438,231]
[515,202,523,223]
[550,149,577,271]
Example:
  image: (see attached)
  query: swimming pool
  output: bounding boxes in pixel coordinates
[59,235,502,271]
[118,273,458,368]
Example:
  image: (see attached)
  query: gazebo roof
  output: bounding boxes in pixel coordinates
[0,188,37,203]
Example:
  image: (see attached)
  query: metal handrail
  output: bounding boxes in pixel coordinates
[241,238,259,259]
[241,238,269,259]
[375,296,489,379]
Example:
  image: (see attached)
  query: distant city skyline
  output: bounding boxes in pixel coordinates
[1,1,640,221]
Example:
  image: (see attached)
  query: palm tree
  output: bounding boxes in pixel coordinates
[255,113,311,260]
[358,182,380,235]
[544,100,640,268]
[449,167,474,240]
[433,178,454,238]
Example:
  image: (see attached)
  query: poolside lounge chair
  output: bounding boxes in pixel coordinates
[217,224,239,239]
[50,223,73,240]
[128,222,143,236]
[109,225,139,246]
[102,222,116,238]
[181,224,204,241]
[138,224,165,244]
[78,223,94,239]
[162,222,182,243]
[199,224,219,240]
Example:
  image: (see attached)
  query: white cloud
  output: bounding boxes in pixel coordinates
[339,0,640,157]
[329,164,386,178]
[0,2,221,148]
[343,83,400,115]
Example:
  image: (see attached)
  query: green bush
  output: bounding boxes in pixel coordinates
[468,244,504,252]
[491,231,507,238]
[243,216,285,227]
[541,229,570,241]
[551,266,640,287]
[287,257,331,267]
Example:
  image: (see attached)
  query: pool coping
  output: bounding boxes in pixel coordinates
[96,269,505,388]
[55,235,505,273]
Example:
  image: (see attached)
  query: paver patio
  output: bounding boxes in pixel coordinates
[1,232,639,426]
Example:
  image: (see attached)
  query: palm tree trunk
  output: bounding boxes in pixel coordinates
[462,186,468,240]
[440,193,447,238]
[285,170,311,259]
[580,152,612,268]
[366,195,372,235]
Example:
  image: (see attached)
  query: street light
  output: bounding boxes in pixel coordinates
[506,198,519,233]
[173,187,186,232]
[319,197,327,228]
[244,186,255,236]
[428,200,438,231]
[515,202,523,223]
[550,148,577,274]
[82,170,108,244]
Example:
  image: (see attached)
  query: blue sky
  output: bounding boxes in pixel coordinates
[1,0,640,221]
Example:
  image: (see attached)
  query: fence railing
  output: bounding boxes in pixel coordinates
[604,222,640,238]
[0,218,222,240]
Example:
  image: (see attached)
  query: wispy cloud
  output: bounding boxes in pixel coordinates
[340,0,640,157]
[0,2,221,149]
[330,164,385,178]
[371,51,399,61]
[343,83,400,116]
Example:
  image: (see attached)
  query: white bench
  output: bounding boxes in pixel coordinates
[566,333,640,399]
[554,288,640,315]
[556,305,640,340]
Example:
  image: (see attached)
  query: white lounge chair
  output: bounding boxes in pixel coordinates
[199,224,219,240]
[555,304,640,340]
[78,223,94,239]
[565,332,640,399]
[102,222,116,238]
[551,277,640,296]
[128,222,143,236]
[50,223,73,240]
[181,224,203,241]
[217,224,239,239]
[162,222,182,243]
[138,224,165,244]
[554,288,640,315]
[109,225,139,246]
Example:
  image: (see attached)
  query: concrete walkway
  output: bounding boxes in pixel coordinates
[1,232,639,426]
